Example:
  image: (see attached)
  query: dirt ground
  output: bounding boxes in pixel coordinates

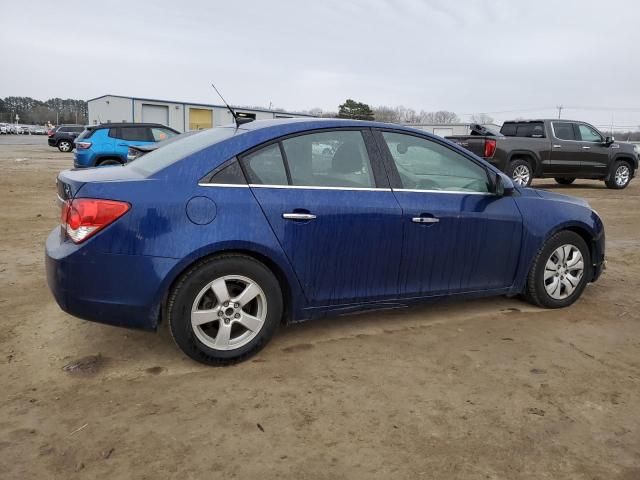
[0,135,639,479]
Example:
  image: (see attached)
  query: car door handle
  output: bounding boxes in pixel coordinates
[282,213,316,220]
[582,146,591,149]
[412,217,439,224]
[552,144,562,148]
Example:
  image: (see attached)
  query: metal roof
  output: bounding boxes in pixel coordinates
[86,94,317,117]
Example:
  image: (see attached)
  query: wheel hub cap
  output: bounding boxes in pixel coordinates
[615,165,629,186]
[190,275,267,351]
[513,165,530,186]
[544,244,584,300]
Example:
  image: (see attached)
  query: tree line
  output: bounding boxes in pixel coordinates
[0,97,88,125]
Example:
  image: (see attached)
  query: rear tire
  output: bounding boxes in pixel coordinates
[57,140,72,152]
[554,177,575,185]
[524,231,591,309]
[168,255,283,366]
[605,161,632,189]
[507,159,533,187]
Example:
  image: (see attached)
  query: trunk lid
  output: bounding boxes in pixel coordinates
[57,166,148,201]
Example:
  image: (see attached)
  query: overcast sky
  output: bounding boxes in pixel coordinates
[2,0,639,129]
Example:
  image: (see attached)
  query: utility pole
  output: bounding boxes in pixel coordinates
[556,105,563,119]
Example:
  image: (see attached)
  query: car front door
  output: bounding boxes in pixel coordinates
[374,130,523,297]
[548,122,582,176]
[575,123,610,176]
[241,129,403,307]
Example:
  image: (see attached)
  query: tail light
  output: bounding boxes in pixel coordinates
[75,141,92,150]
[61,198,130,243]
[484,139,497,158]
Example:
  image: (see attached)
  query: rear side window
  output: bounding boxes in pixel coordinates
[242,144,288,185]
[120,127,152,141]
[76,129,95,140]
[281,131,375,188]
[500,122,545,138]
[206,160,246,185]
[151,127,177,142]
[553,122,576,141]
[72,127,85,133]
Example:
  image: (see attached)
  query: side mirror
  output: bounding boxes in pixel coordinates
[604,136,614,145]
[493,172,515,196]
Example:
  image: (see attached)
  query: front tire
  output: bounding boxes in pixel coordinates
[57,140,72,152]
[97,158,122,166]
[554,177,575,185]
[507,159,533,187]
[524,231,591,309]
[168,255,283,366]
[605,161,632,189]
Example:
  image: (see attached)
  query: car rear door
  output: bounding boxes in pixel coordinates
[548,122,582,176]
[241,128,403,307]
[374,129,523,297]
[575,123,610,176]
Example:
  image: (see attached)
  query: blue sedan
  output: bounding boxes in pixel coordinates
[46,118,605,365]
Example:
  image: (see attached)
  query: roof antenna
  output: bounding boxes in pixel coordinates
[211,83,253,127]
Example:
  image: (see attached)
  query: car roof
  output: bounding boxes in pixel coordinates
[91,122,177,130]
[236,117,429,134]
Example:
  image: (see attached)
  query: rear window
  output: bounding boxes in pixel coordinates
[129,127,240,175]
[500,122,545,138]
[76,129,96,140]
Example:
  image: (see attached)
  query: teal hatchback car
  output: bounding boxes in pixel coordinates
[74,123,179,167]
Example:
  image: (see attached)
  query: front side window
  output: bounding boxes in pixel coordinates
[151,127,177,142]
[381,131,490,193]
[281,130,375,188]
[120,127,151,141]
[578,124,602,142]
[242,144,288,185]
[553,122,576,141]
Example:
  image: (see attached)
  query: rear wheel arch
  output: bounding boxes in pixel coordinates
[159,248,294,328]
[508,152,538,172]
[95,156,123,166]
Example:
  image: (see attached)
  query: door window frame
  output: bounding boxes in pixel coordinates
[237,128,391,190]
[372,128,495,195]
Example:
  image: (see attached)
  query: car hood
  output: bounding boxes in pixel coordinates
[532,188,590,208]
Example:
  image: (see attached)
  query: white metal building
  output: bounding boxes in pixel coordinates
[87,94,317,132]
[404,123,502,137]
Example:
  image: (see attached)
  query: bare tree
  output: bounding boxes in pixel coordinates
[470,113,494,124]
[419,110,460,124]
[373,106,402,123]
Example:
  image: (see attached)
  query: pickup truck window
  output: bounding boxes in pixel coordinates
[500,122,545,138]
[381,131,489,193]
[577,124,602,142]
[552,122,576,141]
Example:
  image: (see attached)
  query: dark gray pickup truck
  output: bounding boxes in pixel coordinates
[447,119,638,189]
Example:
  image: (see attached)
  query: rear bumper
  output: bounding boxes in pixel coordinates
[47,138,57,147]
[45,228,179,331]
[73,150,95,168]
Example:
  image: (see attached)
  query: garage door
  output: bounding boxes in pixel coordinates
[141,104,169,125]
[189,108,213,130]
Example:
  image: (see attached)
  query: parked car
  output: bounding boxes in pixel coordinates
[74,123,179,167]
[447,120,638,189]
[34,126,46,135]
[17,125,31,135]
[46,118,605,365]
[0,124,8,135]
[48,124,86,152]
[127,131,197,162]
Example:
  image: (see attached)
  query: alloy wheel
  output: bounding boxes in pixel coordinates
[59,141,71,152]
[615,165,630,187]
[191,275,267,351]
[543,244,584,300]
[512,165,530,186]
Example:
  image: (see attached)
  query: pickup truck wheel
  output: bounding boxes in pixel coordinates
[507,159,532,187]
[57,140,72,152]
[554,177,575,185]
[524,231,591,309]
[605,161,632,189]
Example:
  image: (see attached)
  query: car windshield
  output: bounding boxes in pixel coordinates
[129,127,241,175]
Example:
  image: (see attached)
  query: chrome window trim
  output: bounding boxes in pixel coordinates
[249,184,391,192]
[393,188,493,196]
[198,183,250,188]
